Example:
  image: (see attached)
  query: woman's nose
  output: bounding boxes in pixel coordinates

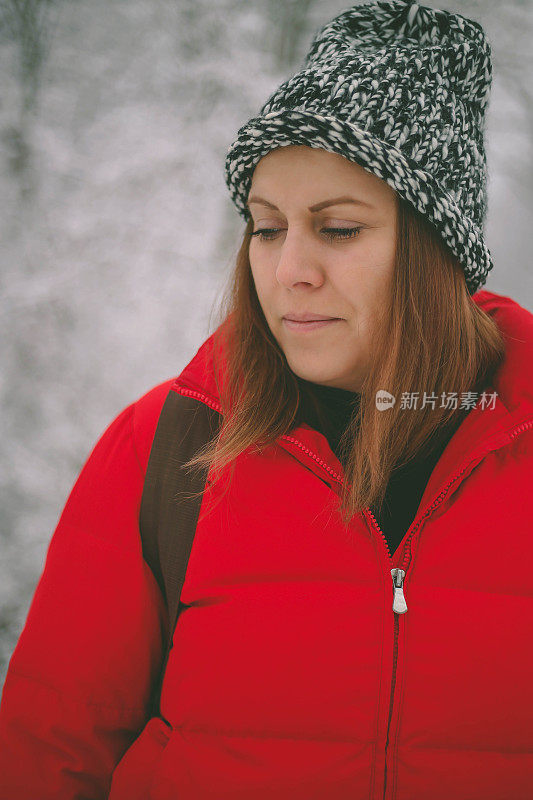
[275,230,325,289]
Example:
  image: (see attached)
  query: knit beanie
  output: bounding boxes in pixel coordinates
[224,0,493,295]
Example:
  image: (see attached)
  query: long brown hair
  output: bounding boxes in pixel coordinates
[187,196,506,525]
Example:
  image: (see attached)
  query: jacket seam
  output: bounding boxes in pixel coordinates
[396,742,533,753]
[172,723,374,744]
[391,616,408,799]
[370,569,390,800]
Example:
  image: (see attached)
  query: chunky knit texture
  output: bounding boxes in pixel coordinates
[224,0,494,295]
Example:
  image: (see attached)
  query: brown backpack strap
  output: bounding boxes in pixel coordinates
[139,388,221,716]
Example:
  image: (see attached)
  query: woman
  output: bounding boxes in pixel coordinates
[1,1,532,798]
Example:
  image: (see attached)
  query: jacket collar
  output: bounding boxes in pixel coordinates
[174,290,533,495]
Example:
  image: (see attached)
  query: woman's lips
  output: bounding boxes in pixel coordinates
[282,318,342,331]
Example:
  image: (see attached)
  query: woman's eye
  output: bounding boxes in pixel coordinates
[323,227,363,241]
[250,227,363,242]
[250,228,281,241]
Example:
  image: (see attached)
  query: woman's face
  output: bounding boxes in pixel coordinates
[247,145,398,391]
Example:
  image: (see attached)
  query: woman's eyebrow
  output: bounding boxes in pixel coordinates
[246,195,375,212]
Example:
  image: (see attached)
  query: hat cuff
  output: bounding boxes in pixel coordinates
[224,109,492,295]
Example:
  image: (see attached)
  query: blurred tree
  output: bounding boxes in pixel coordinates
[266,0,316,69]
[0,0,60,187]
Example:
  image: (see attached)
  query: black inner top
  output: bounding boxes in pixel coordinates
[294,376,471,557]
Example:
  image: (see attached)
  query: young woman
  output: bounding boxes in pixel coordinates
[1,1,532,798]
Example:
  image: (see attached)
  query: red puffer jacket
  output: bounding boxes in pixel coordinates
[1,289,532,800]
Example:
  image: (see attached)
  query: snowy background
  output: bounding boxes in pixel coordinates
[1,0,532,683]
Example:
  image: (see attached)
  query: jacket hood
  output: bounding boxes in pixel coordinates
[473,290,533,420]
[174,289,533,427]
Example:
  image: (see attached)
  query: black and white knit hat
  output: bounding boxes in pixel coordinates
[224,0,493,295]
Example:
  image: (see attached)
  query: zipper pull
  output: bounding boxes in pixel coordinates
[391,568,408,614]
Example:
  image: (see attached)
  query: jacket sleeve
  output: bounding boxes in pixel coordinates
[0,387,170,799]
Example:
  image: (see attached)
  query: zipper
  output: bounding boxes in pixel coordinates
[280,430,409,622]
[383,613,400,799]
[276,420,533,800]
[363,510,404,800]
[390,569,407,614]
